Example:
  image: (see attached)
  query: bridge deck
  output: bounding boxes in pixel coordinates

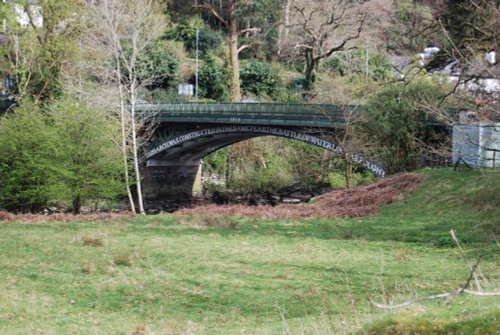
[135,102,351,127]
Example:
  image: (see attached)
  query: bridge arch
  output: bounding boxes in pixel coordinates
[146,125,385,177]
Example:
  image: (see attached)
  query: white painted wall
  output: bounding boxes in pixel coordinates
[453,124,500,168]
[14,4,42,28]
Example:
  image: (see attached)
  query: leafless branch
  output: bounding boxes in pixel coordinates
[193,3,228,27]
[238,27,261,36]
[237,44,250,54]
[320,15,365,61]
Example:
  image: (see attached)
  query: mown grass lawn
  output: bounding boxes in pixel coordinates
[0,169,498,334]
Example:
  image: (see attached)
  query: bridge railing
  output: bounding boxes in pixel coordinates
[135,102,460,127]
[136,102,355,127]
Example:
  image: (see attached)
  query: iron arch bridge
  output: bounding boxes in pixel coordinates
[137,102,386,201]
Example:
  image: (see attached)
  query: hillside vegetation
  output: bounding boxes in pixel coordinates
[0,168,498,334]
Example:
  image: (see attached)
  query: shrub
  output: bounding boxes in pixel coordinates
[322,49,392,81]
[0,100,65,213]
[0,98,124,213]
[240,60,282,97]
[198,55,230,101]
[185,26,224,55]
[328,172,346,189]
[125,40,179,90]
[49,98,124,214]
[328,171,377,189]
[165,19,224,55]
[360,78,453,174]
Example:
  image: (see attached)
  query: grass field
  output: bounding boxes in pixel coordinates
[0,169,498,334]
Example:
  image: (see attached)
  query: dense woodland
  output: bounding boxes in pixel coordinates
[0,0,498,213]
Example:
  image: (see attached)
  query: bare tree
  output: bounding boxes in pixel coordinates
[313,95,374,188]
[85,0,166,214]
[283,0,367,90]
[310,58,387,186]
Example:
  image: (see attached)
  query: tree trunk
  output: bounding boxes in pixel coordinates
[129,82,146,215]
[278,0,292,56]
[344,155,353,189]
[72,194,82,215]
[229,32,241,102]
[228,0,241,102]
[116,57,136,214]
[304,49,317,90]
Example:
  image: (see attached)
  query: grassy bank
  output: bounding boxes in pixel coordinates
[0,169,498,334]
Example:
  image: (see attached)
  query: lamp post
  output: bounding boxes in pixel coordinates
[195,28,199,100]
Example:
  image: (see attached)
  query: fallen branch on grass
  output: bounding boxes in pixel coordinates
[370,291,459,310]
[370,230,500,309]
[371,286,500,309]
[463,290,500,297]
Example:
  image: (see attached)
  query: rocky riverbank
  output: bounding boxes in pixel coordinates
[144,183,330,214]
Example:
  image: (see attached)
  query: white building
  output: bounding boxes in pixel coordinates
[2,0,43,29]
[13,3,43,28]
